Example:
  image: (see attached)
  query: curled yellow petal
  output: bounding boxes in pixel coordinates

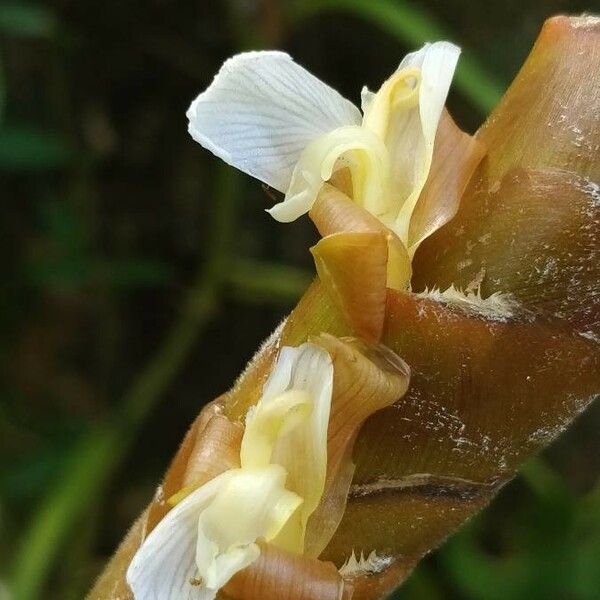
[241,389,312,469]
[238,342,334,554]
[361,43,460,243]
[361,67,421,139]
[268,126,389,222]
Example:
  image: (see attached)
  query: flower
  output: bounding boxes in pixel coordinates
[126,343,334,599]
[186,43,460,280]
[126,333,410,600]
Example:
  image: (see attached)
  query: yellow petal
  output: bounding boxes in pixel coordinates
[268,126,389,222]
[362,43,461,244]
[196,465,302,590]
[241,389,312,469]
[240,343,334,554]
[361,67,421,139]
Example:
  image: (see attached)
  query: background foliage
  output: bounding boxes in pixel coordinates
[1,1,599,599]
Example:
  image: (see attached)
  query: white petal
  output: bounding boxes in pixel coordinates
[398,42,460,143]
[361,42,460,243]
[360,85,376,115]
[392,42,460,240]
[126,472,233,600]
[187,51,361,193]
[258,343,334,549]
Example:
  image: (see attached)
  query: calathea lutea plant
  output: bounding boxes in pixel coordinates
[88,15,600,600]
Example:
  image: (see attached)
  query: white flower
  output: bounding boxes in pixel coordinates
[126,343,333,599]
[187,43,460,249]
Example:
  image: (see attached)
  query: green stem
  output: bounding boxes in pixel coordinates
[226,259,312,305]
[8,167,240,600]
[288,0,504,114]
[519,456,570,503]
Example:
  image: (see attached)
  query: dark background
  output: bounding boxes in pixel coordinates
[1,1,599,599]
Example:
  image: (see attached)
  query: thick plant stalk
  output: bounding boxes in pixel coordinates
[88,16,600,600]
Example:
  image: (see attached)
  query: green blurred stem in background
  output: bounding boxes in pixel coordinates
[8,167,241,600]
[289,0,504,114]
[226,259,312,305]
[0,55,6,121]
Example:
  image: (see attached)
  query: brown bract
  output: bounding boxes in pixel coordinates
[310,182,411,300]
[145,400,243,534]
[413,16,600,339]
[408,109,486,251]
[88,15,600,600]
[223,542,353,600]
[311,232,389,342]
[305,334,410,557]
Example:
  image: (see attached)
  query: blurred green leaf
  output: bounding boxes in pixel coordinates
[0,446,69,501]
[571,483,600,595]
[37,200,88,251]
[8,426,120,600]
[92,259,174,288]
[0,126,72,171]
[25,257,77,286]
[8,168,242,600]
[389,564,444,600]
[519,456,570,504]
[25,258,173,288]
[289,0,504,114]
[0,2,56,38]
[442,518,532,600]
[22,200,173,288]
[440,471,600,600]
